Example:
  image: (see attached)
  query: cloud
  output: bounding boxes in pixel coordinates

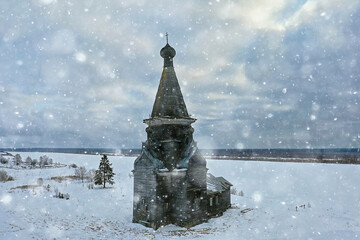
[217,0,292,31]
[0,0,359,148]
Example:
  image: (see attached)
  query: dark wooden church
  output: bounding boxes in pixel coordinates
[132,38,232,230]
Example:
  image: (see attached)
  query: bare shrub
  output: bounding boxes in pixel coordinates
[0,170,11,181]
[69,163,77,168]
[10,184,38,190]
[86,169,96,182]
[37,178,44,186]
[50,175,77,183]
[54,187,59,197]
[230,187,244,196]
[31,159,38,167]
[75,166,87,182]
[64,193,70,200]
[1,156,9,164]
[39,155,51,166]
[54,190,70,200]
[14,154,22,165]
[25,156,32,165]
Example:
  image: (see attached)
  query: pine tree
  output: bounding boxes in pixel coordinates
[94,155,115,188]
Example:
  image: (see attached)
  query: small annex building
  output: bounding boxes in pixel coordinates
[132,37,232,230]
[206,173,232,217]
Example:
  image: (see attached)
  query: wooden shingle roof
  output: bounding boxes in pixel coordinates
[150,43,190,119]
[206,173,232,194]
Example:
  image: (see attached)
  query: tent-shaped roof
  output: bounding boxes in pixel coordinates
[150,43,190,119]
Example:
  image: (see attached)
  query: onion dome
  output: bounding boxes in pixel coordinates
[160,43,176,59]
[160,33,176,67]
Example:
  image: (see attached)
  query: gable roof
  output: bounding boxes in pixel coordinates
[206,173,232,194]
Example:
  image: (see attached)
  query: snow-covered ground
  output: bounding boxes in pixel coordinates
[1,152,360,239]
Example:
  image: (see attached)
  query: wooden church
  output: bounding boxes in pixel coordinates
[132,37,232,230]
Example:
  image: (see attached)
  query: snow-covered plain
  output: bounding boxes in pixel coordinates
[1,152,360,240]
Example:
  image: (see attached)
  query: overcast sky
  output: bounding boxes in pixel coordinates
[0,0,359,149]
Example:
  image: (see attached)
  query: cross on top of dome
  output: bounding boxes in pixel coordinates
[160,33,176,64]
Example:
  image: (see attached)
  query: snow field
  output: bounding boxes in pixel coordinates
[0,152,360,239]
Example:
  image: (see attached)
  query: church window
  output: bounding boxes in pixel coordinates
[209,197,213,206]
[216,196,219,205]
[194,198,200,210]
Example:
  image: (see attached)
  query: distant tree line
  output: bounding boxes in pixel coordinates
[0,154,58,168]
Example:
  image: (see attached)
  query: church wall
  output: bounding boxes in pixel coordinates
[133,154,162,227]
[170,178,189,226]
[206,188,231,218]
[207,193,222,217]
[187,151,207,188]
[221,189,231,210]
[181,151,208,227]
[183,188,208,227]
[157,171,189,226]
[156,171,208,228]
[146,124,194,170]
